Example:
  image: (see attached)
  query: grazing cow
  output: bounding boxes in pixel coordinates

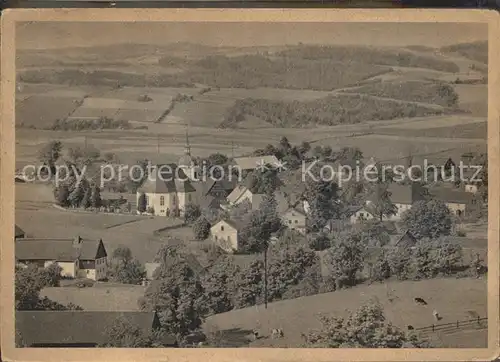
[252,330,259,341]
[433,310,441,321]
[414,297,427,305]
[407,325,414,331]
[271,328,284,339]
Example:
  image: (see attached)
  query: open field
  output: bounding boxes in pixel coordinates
[15,183,181,264]
[203,277,487,348]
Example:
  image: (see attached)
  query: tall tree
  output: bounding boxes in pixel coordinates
[38,140,63,176]
[234,260,263,308]
[108,247,145,284]
[90,184,102,209]
[401,200,453,240]
[201,256,240,315]
[324,231,366,289]
[366,184,397,222]
[140,257,206,340]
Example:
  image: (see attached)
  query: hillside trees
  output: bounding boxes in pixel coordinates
[108,247,146,285]
[100,316,164,347]
[192,216,211,240]
[401,200,454,240]
[302,301,428,348]
[201,256,240,315]
[365,184,398,222]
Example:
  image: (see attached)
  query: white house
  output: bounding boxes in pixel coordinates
[210,219,246,253]
[15,236,108,281]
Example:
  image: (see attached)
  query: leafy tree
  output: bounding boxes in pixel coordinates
[401,200,453,240]
[38,140,63,176]
[357,220,391,247]
[192,217,211,240]
[366,184,397,222]
[387,246,413,281]
[324,231,366,289]
[298,141,311,157]
[100,316,164,347]
[267,246,318,301]
[234,260,263,308]
[90,184,102,209]
[304,162,340,232]
[206,152,228,166]
[228,199,252,220]
[68,179,85,208]
[201,256,240,315]
[108,247,145,284]
[137,192,147,213]
[67,145,101,167]
[308,233,331,251]
[246,167,280,195]
[369,250,391,282]
[140,257,206,339]
[410,240,437,279]
[239,193,282,253]
[40,264,63,287]
[302,301,428,348]
[335,147,363,169]
[81,186,92,209]
[184,204,202,224]
[54,185,70,207]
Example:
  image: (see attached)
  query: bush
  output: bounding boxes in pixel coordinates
[401,200,454,240]
[308,233,331,251]
[192,217,211,240]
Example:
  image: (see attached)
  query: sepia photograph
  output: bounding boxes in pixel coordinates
[1,8,499,362]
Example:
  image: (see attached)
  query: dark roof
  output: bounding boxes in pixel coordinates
[199,195,222,210]
[16,311,177,347]
[393,230,418,248]
[429,188,474,204]
[15,238,105,262]
[368,183,426,205]
[15,225,25,238]
[137,164,196,194]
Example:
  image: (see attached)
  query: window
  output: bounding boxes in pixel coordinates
[221,226,224,231]
[288,220,292,224]
[160,196,165,206]
[295,220,298,224]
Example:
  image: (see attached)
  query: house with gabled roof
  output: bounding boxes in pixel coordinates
[210,218,247,253]
[281,207,307,234]
[429,188,475,217]
[365,182,426,221]
[16,311,177,347]
[15,236,108,281]
[136,163,198,217]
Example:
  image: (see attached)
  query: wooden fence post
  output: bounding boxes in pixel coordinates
[477,316,480,324]
[432,324,435,332]
[456,320,459,328]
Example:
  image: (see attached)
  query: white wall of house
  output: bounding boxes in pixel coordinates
[210,220,239,253]
[465,184,478,193]
[137,191,197,216]
[282,210,306,233]
[445,202,467,217]
[44,260,77,278]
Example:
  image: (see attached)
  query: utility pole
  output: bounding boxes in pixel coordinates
[264,246,268,309]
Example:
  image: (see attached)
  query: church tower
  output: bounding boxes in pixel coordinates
[178,126,198,181]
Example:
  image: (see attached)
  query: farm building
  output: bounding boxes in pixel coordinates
[16,311,177,347]
[429,188,476,217]
[210,219,246,253]
[15,237,108,281]
[365,182,427,221]
[136,164,198,217]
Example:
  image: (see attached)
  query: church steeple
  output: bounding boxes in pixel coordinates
[184,126,191,156]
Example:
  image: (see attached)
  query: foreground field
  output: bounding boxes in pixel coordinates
[204,278,487,348]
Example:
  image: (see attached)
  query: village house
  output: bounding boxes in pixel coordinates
[232,155,280,173]
[15,237,108,281]
[16,311,177,347]
[281,207,307,234]
[365,182,427,221]
[225,185,289,212]
[429,188,475,217]
[210,219,245,253]
[193,178,237,212]
[136,163,198,217]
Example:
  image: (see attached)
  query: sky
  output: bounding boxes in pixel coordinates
[16,22,488,50]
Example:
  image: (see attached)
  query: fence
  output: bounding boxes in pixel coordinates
[415,316,487,334]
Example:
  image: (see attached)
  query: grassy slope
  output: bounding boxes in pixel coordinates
[204,277,487,348]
